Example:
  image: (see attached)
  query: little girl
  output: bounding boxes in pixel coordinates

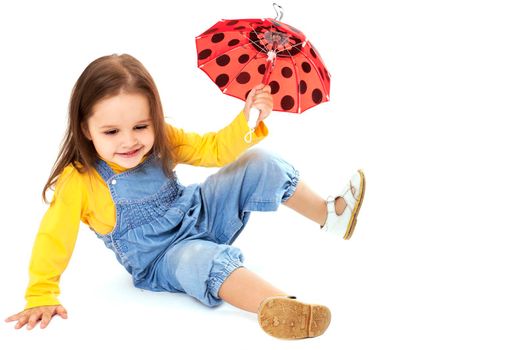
[5,54,365,339]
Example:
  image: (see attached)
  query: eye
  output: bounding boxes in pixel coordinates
[104,129,118,135]
[134,125,149,130]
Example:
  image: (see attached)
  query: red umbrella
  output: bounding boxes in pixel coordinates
[195,4,330,115]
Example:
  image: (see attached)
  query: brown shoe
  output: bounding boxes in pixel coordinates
[257,296,331,339]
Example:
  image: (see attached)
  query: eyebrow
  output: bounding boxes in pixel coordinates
[98,119,152,130]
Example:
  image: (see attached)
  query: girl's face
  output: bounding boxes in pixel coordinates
[83,92,155,169]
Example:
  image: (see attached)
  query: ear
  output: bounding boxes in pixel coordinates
[81,122,92,141]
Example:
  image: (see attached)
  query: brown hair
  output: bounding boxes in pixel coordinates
[42,53,174,202]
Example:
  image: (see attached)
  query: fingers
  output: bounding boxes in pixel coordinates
[5,312,22,323]
[5,311,28,329]
[243,84,274,123]
[15,314,29,329]
[245,84,265,102]
[251,83,266,92]
[40,309,53,329]
[5,305,68,330]
[251,89,273,122]
[260,84,271,94]
[251,91,273,107]
[15,317,28,329]
[56,305,68,319]
[26,312,41,330]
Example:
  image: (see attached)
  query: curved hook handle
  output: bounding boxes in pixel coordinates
[273,3,283,21]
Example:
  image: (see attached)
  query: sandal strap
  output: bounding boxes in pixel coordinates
[326,196,336,214]
[321,197,336,230]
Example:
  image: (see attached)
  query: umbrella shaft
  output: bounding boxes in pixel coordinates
[262,59,274,85]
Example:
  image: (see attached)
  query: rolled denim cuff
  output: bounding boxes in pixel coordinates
[207,246,245,301]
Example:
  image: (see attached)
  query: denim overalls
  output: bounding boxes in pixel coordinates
[93,149,299,307]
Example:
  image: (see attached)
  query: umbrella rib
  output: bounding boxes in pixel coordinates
[202,44,252,65]
[287,55,301,113]
[198,25,270,93]
[197,21,268,54]
[241,31,267,54]
[246,22,271,54]
[220,43,267,92]
[197,22,264,38]
[276,41,304,56]
[198,31,266,67]
[296,41,330,100]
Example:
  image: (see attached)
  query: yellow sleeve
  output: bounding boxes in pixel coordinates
[24,165,85,309]
[166,110,268,167]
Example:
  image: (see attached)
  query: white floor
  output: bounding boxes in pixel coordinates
[1,1,524,349]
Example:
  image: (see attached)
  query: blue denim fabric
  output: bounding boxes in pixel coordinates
[94,149,299,307]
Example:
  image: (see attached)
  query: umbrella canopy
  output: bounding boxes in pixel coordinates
[195,8,330,114]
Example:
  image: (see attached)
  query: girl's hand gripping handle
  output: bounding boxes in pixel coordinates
[243,84,273,143]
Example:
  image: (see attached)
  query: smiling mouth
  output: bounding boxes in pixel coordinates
[117,147,142,158]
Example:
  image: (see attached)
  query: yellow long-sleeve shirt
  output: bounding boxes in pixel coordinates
[24,111,267,310]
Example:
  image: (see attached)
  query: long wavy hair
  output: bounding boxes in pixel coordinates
[42,54,174,202]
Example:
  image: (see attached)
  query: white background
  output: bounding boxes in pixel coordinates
[1,0,524,349]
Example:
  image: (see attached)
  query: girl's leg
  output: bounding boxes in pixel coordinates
[219,266,332,340]
[283,180,346,226]
[201,149,347,243]
[200,149,302,244]
[218,267,286,313]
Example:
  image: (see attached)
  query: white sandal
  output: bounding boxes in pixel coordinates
[321,169,366,240]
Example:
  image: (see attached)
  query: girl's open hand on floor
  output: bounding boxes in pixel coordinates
[5,304,68,330]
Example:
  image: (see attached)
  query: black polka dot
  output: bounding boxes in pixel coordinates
[228,39,240,46]
[312,89,323,104]
[236,72,251,84]
[226,20,239,26]
[281,96,295,111]
[216,54,231,66]
[258,64,266,75]
[198,49,212,60]
[301,62,312,73]
[249,31,259,43]
[234,26,247,31]
[299,80,307,94]
[269,81,280,94]
[238,54,250,64]
[281,67,293,78]
[215,74,229,88]
[203,28,219,35]
[212,33,225,43]
[289,45,302,56]
[310,48,318,59]
[284,37,303,56]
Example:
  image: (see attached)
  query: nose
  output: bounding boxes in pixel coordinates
[121,131,138,149]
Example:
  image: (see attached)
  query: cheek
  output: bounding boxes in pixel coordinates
[146,129,155,146]
[91,136,112,154]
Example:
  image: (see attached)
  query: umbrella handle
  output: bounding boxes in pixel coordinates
[244,108,260,143]
[248,107,260,128]
[273,3,283,21]
[244,128,255,144]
